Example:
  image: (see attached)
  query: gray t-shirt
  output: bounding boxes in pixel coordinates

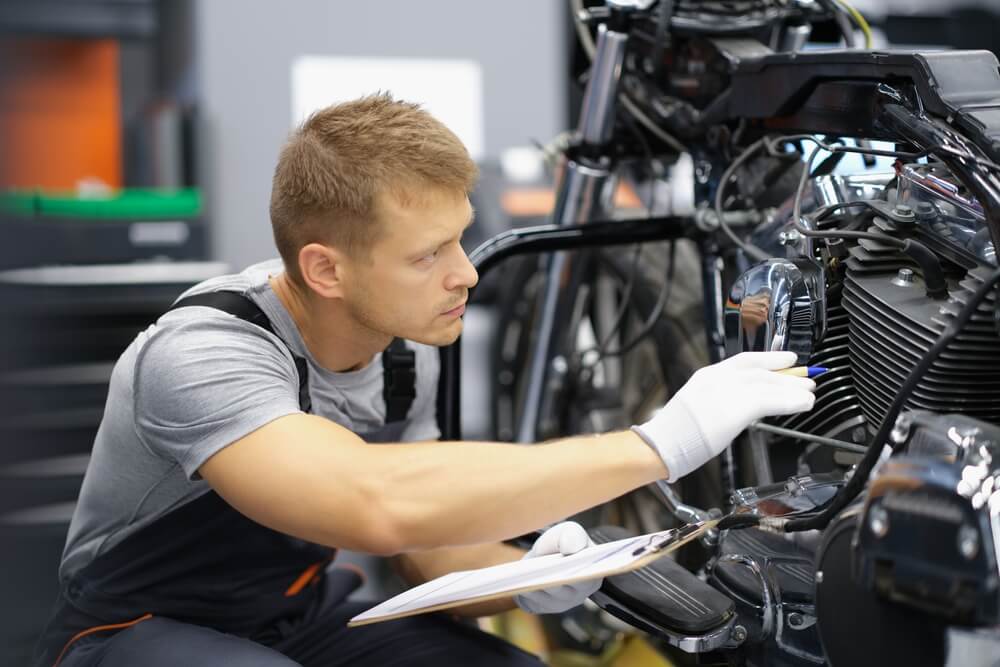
[60,259,440,581]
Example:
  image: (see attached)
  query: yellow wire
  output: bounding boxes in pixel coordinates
[835,0,873,49]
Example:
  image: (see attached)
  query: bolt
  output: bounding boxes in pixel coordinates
[869,504,890,538]
[852,426,868,444]
[893,204,914,218]
[779,229,802,246]
[788,613,804,628]
[958,524,979,560]
[732,625,748,643]
[890,414,912,445]
[914,201,936,219]
[896,268,915,283]
[551,356,568,375]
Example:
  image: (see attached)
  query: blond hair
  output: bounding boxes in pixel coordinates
[269,93,478,280]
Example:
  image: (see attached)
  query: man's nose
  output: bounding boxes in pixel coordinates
[445,248,479,292]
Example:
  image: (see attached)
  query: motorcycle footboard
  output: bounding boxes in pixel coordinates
[588,526,735,644]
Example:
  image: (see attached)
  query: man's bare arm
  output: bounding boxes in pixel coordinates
[199,413,665,556]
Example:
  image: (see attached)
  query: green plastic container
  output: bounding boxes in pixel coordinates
[0,188,202,219]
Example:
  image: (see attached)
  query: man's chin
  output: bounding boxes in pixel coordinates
[408,321,463,347]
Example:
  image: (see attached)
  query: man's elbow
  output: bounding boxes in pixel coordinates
[356,519,407,556]
[341,487,412,556]
[339,473,437,556]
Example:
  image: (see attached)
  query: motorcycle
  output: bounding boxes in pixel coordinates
[440,1,1000,664]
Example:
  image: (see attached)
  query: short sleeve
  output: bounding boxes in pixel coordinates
[401,343,441,441]
[133,311,303,479]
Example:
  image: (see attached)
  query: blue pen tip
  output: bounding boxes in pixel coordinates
[807,366,830,378]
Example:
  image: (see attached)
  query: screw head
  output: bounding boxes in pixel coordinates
[551,355,568,375]
[779,229,802,246]
[732,625,748,643]
[890,413,912,445]
[958,524,979,560]
[869,504,890,538]
[788,613,804,628]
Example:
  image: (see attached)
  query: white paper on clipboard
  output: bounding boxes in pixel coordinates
[348,520,717,627]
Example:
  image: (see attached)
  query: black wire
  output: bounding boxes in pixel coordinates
[784,265,1000,533]
[715,133,1000,262]
[597,239,677,360]
[790,143,907,248]
[816,0,855,47]
[717,513,761,531]
[713,137,773,262]
[650,0,675,84]
[619,100,661,213]
[586,244,644,365]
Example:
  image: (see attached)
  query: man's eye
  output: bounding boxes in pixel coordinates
[417,251,438,264]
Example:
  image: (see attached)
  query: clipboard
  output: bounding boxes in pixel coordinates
[348,519,718,627]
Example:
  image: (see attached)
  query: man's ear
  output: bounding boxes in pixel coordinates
[298,242,348,299]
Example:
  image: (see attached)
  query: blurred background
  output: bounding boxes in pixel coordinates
[1,0,999,664]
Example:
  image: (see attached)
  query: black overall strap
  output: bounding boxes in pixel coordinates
[168,292,416,423]
[168,292,312,413]
[382,338,416,423]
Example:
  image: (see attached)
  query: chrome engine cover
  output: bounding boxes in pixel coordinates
[724,258,826,364]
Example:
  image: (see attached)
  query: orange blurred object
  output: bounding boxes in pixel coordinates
[500,182,643,218]
[0,37,122,189]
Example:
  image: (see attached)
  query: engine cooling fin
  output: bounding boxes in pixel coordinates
[779,290,863,438]
[843,242,1000,429]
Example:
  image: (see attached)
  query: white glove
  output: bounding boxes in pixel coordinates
[632,351,816,482]
[514,522,602,614]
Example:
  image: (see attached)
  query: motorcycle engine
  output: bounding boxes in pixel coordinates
[815,411,1000,666]
[721,161,1000,665]
[729,161,1000,448]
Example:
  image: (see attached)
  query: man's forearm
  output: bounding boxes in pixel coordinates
[391,542,526,617]
[368,430,666,552]
[200,415,666,557]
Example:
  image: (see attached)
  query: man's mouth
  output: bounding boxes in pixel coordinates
[442,302,467,317]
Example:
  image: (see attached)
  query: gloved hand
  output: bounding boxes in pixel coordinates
[633,351,816,482]
[514,522,602,614]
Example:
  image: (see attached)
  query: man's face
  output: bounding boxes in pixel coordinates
[339,188,479,346]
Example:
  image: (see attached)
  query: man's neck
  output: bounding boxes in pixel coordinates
[269,272,390,373]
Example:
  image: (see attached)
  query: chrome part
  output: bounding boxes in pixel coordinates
[724,258,826,364]
[716,554,778,638]
[958,524,980,560]
[891,267,917,287]
[778,22,811,53]
[749,421,868,454]
[652,480,719,546]
[694,207,763,232]
[730,472,845,516]
[578,24,629,146]
[515,22,628,443]
[605,0,656,11]
[868,503,889,538]
[946,626,1000,667]
[515,161,618,442]
[812,172,896,209]
[590,591,740,653]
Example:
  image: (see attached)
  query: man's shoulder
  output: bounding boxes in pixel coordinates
[175,258,284,301]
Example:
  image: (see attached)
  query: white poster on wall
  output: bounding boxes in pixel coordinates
[291,56,485,161]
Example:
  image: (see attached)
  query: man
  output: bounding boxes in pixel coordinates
[36,95,816,666]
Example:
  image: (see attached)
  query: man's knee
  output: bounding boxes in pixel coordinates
[72,617,300,667]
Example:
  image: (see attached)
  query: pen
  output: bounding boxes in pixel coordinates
[776,366,829,378]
